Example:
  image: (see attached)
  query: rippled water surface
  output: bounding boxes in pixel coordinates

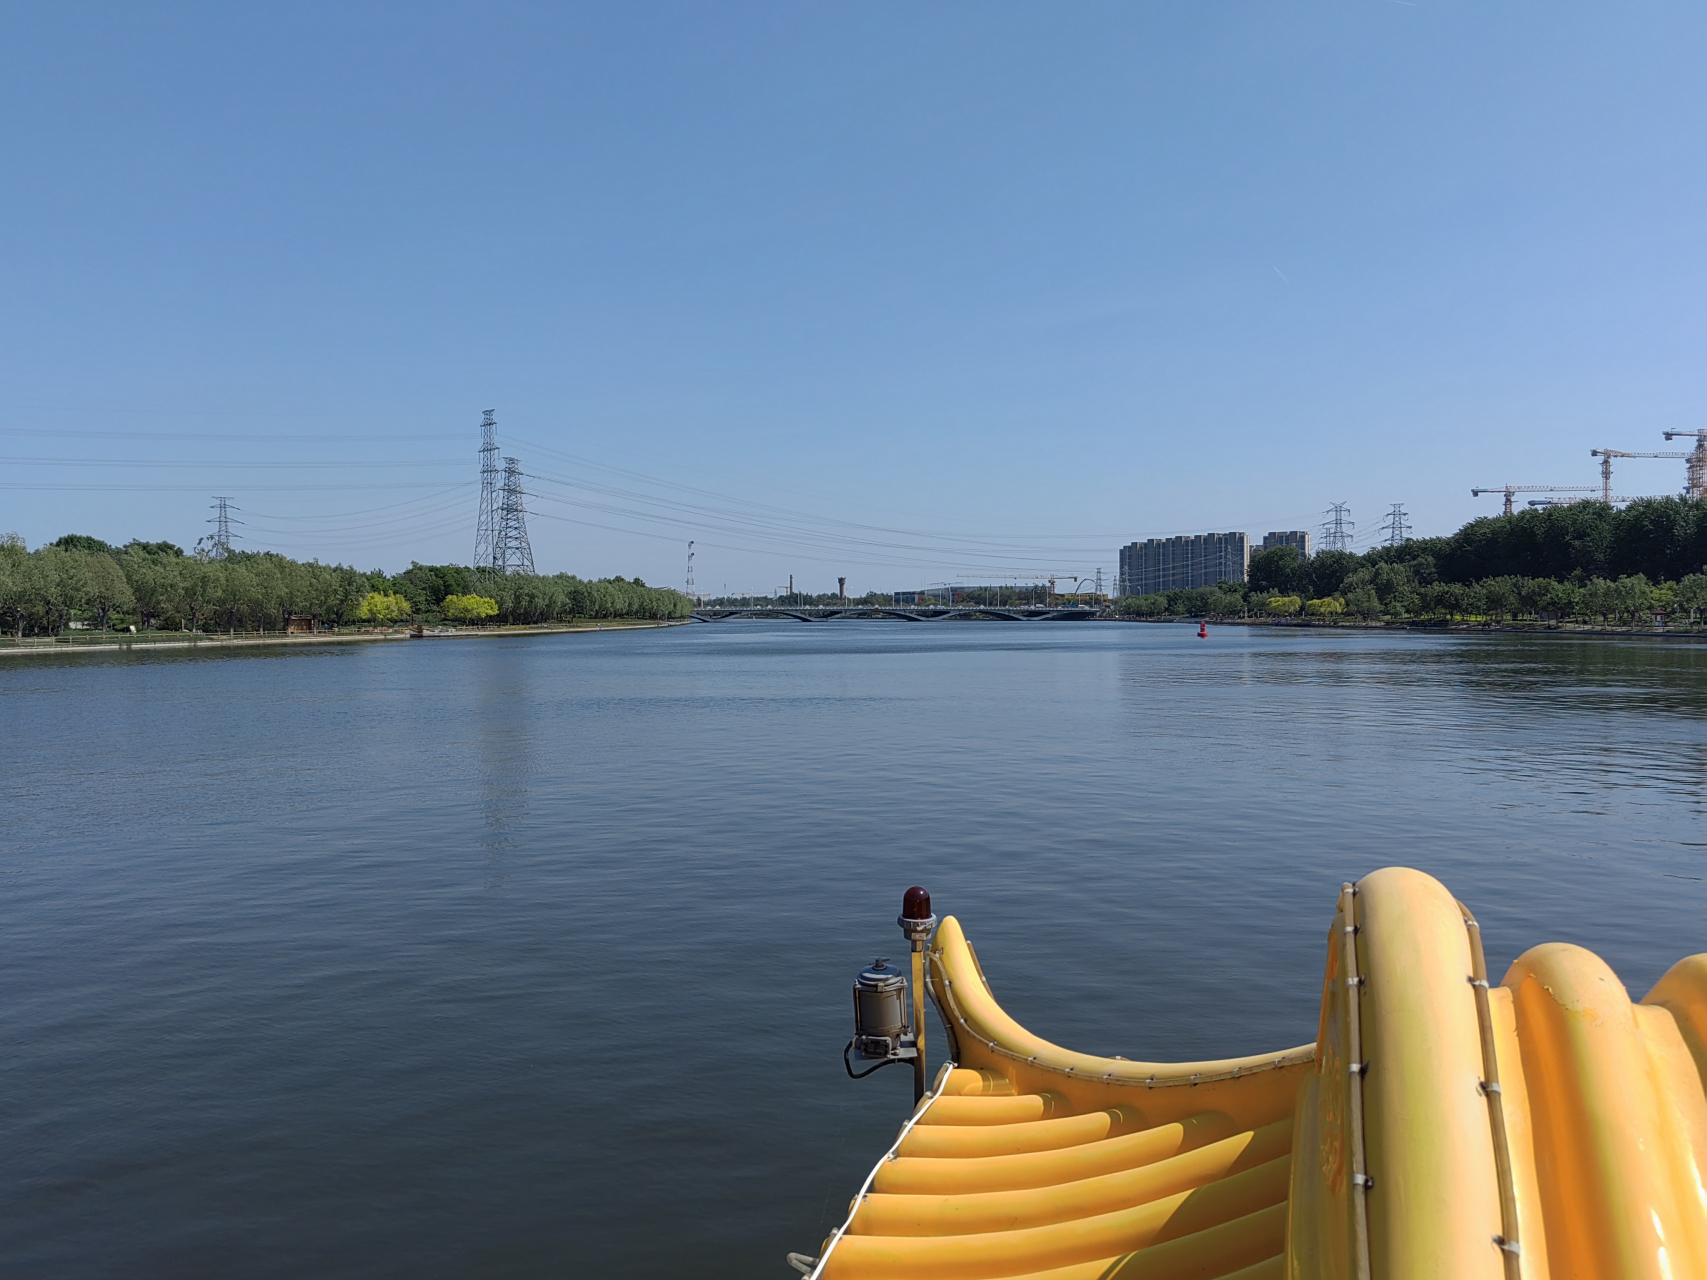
[4,624,1706,1277]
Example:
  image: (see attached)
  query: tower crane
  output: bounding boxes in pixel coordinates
[1661,430,1707,501]
[1590,448,1686,502]
[1471,485,1596,517]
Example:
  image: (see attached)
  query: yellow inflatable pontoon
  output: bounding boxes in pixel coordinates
[804,867,1707,1280]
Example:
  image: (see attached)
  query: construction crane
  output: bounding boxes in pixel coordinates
[1661,430,1707,501]
[1590,448,1687,502]
[1471,485,1597,517]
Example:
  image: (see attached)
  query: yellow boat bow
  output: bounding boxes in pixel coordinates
[805,866,1707,1280]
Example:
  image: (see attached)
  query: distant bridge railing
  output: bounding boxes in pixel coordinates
[689,605,1105,623]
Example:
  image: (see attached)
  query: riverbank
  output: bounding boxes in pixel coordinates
[0,618,688,659]
[1110,615,1707,640]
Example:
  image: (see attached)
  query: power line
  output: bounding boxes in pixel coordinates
[0,481,472,492]
[0,427,470,442]
[0,457,462,468]
[509,435,1123,546]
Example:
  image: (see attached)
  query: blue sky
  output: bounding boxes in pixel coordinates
[3,3,1703,593]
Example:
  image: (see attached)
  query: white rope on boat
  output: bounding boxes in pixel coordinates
[802,1060,957,1280]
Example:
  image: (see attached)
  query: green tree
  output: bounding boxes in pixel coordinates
[215,560,255,635]
[178,557,219,632]
[50,533,119,556]
[122,544,183,630]
[1610,574,1653,626]
[1248,546,1308,596]
[442,593,498,623]
[1205,586,1245,618]
[1343,586,1381,620]
[355,591,412,624]
[1304,596,1344,618]
[1539,579,1583,620]
[84,552,134,630]
[1265,595,1302,616]
[1481,577,1520,622]
[0,533,28,637]
[1114,593,1170,617]
[31,545,89,635]
[1302,551,1356,599]
[1420,582,1464,620]
[1677,574,1707,624]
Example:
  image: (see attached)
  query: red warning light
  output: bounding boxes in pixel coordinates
[902,886,932,920]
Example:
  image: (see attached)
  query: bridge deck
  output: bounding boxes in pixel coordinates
[689,606,1103,622]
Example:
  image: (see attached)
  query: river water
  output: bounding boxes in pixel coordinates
[3,623,1705,1278]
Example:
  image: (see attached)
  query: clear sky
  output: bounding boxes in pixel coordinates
[3,3,1703,594]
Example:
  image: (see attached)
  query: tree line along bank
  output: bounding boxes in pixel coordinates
[1113,498,1707,626]
[0,534,692,638]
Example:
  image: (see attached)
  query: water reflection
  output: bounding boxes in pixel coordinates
[472,647,538,891]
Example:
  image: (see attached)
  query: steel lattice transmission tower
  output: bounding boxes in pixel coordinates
[1320,502,1354,553]
[495,457,535,575]
[1380,503,1412,547]
[473,410,502,571]
[686,540,695,596]
[206,496,241,557]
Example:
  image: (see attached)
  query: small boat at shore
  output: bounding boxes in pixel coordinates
[798,867,1707,1279]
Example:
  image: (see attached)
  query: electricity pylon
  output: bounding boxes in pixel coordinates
[474,410,502,571]
[1320,503,1354,553]
[496,457,535,575]
[1381,504,1412,546]
[206,496,241,557]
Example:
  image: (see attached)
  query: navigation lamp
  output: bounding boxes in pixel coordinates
[851,958,910,1060]
[899,886,938,943]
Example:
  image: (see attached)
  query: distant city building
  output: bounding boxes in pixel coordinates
[1261,530,1312,558]
[1118,532,1250,596]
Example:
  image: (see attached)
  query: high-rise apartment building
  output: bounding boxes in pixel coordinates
[1261,531,1312,558]
[1118,532,1250,596]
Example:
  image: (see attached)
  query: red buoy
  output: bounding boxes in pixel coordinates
[1198,621,1208,638]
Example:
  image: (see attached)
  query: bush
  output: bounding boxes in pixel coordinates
[355,591,412,625]
[443,593,499,624]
